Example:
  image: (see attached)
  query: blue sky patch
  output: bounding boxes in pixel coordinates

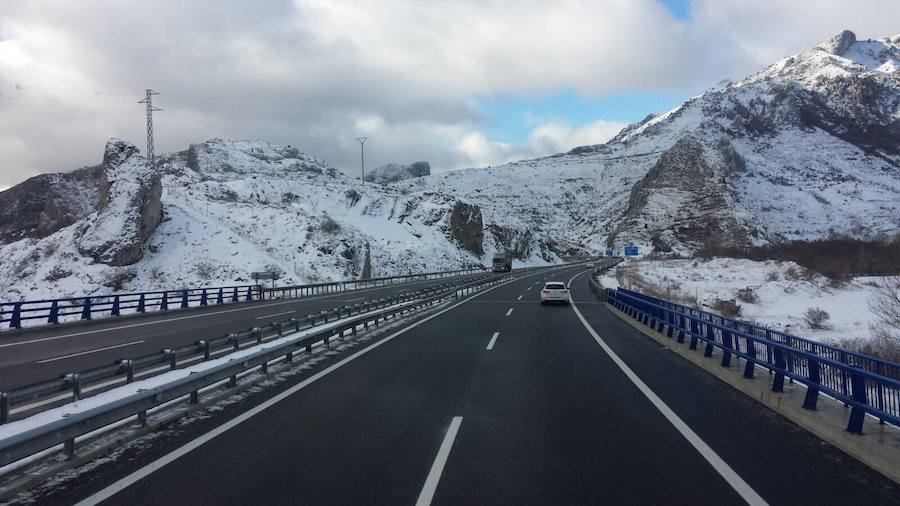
[475,90,690,143]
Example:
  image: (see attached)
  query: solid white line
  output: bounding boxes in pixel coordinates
[566,271,768,506]
[486,332,499,350]
[516,295,523,301]
[505,308,514,316]
[73,269,558,506]
[34,340,146,364]
[254,310,295,320]
[526,286,532,291]
[416,416,463,506]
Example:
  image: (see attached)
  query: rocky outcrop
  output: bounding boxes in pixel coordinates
[76,139,163,266]
[447,201,483,255]
[607,137,750,254]
[365,161,430,184]
[0,165,103,244]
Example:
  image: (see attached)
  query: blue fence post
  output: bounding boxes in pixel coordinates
[703,322,715,357]
[246,287,253,302]
[847,368,868,434]
[803,355,820,410]
[875,363,886,425]
[232,287,239,303]
[160,292,169,311]
[677,313,686,343]
[180,290,189,309]
[81,298,92,321]
[48,301,59,325]
[666,310,675,338]
[111,296,120,317]
[137,293,146,313]
[772,347,786,392]
[743,336,756,379]
[9,302,22,329]
[689,316,699,350]
[200,289,208,306]
[720,328,733,367]
[217,288,224,305]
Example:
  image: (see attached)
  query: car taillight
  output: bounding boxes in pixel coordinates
[542,289,550,293]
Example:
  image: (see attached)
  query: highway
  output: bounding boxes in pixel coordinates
[0,273,491,390]
[15,265,900,505]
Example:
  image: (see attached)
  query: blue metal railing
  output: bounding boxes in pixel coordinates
[0,285,262,330]
[605,287,900,433]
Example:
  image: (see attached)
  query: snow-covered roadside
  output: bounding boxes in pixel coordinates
[607,257,890,343]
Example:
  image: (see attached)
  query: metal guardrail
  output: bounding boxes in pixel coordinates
[0,262,576,467]
[0,274,489,424]
[0,267,488,331]
[262,267,487,299]
[603,287,900,433]
[0,284,262,330]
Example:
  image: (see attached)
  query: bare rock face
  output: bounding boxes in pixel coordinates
[76,138,163,266]
[819,30,857,56]
[365,161,431,184]
[0,165,103,244]
[607,136,750,254]
[447,201,484,255]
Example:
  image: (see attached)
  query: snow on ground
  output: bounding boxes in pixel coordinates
[609,257,888,343]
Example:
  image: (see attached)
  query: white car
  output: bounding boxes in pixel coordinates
[540,282,570,305]
[585,262,595,268]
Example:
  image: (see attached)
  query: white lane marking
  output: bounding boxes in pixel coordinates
[505,308,514,316]
[73,269,555,506]
[526,286,532,291]
[486,332,499,350]
[416,416,463,506]
[254,310,296,320]
[566,271,768,506]
[1,276,484,348]
[35,340,146,364]
[345,297,365,302]
[516,295,523,301]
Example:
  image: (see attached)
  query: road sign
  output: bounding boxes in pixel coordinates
[251,271,280,281]
[606,248,614,257]
[623,245,640,257]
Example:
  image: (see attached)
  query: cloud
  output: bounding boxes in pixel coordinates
[0,0,898,188]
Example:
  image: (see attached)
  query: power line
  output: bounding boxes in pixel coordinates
[138,89,161,170]
[355,137,368,185]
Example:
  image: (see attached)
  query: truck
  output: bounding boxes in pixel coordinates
[491,252,513,273]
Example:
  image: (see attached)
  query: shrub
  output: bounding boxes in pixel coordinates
[803,307,831,330]
[784,266,800,281]
[45,266,72,282]
[737,287,758,303]
[320,215,341,234]
[713,299,742,317]
[765,270,780,282]
[149,265,165,282]
[868,276,900,343]
[103,269,137,290]
[194,261,216,280]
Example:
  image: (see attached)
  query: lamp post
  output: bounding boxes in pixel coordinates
[355,137,368,185]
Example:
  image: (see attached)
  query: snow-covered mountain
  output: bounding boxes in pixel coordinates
[0,138,556,300]
[1,30,898,300]
[400,30,900,256]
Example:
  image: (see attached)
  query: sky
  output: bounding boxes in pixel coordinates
[1,0,899,190]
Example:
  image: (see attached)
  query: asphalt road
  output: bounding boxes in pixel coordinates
[20,265,900,505]
[0,273,491,389]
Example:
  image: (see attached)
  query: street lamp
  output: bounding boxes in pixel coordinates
[355,137,368,185]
